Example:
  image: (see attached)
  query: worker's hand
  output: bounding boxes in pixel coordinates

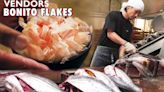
[124,42,137,53]
[0,23,49,70]
[0,50,49,70]
[0,23,29,51]
[119,45,126,58]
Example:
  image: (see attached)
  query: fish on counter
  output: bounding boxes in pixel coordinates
[116,53,162,77]
[60,67,142,92]
[59,68,121,92]
[74,68,121,92]
[104,65,142,92]
[60,75,117,92]
[3,72,63,92]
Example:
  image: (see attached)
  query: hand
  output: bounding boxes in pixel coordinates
[0,23,49,70]
[119,45,125,58]
[124,42,137,53]
[0,50,49,70]
[0,23,28,51]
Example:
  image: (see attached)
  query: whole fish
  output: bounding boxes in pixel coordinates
[5,72,63,92]
[74,68,121,92]
[104,65,142,92]
[116,53,160,77]
[65,75,116,92]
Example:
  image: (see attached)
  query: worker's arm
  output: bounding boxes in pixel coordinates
[107,29,127,45]
[107,29,137,53]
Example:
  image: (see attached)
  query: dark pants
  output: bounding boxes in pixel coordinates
[90,46,119,67]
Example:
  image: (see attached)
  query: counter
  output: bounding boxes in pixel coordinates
[0,67,164,92]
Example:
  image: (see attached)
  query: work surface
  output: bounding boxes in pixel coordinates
[0,67,164,92]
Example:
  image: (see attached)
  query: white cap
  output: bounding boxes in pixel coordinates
[120,0,144,12]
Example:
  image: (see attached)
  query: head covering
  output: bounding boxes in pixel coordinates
[120,0,144,12]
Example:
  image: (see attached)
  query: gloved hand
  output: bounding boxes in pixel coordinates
[124,42,137,53]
